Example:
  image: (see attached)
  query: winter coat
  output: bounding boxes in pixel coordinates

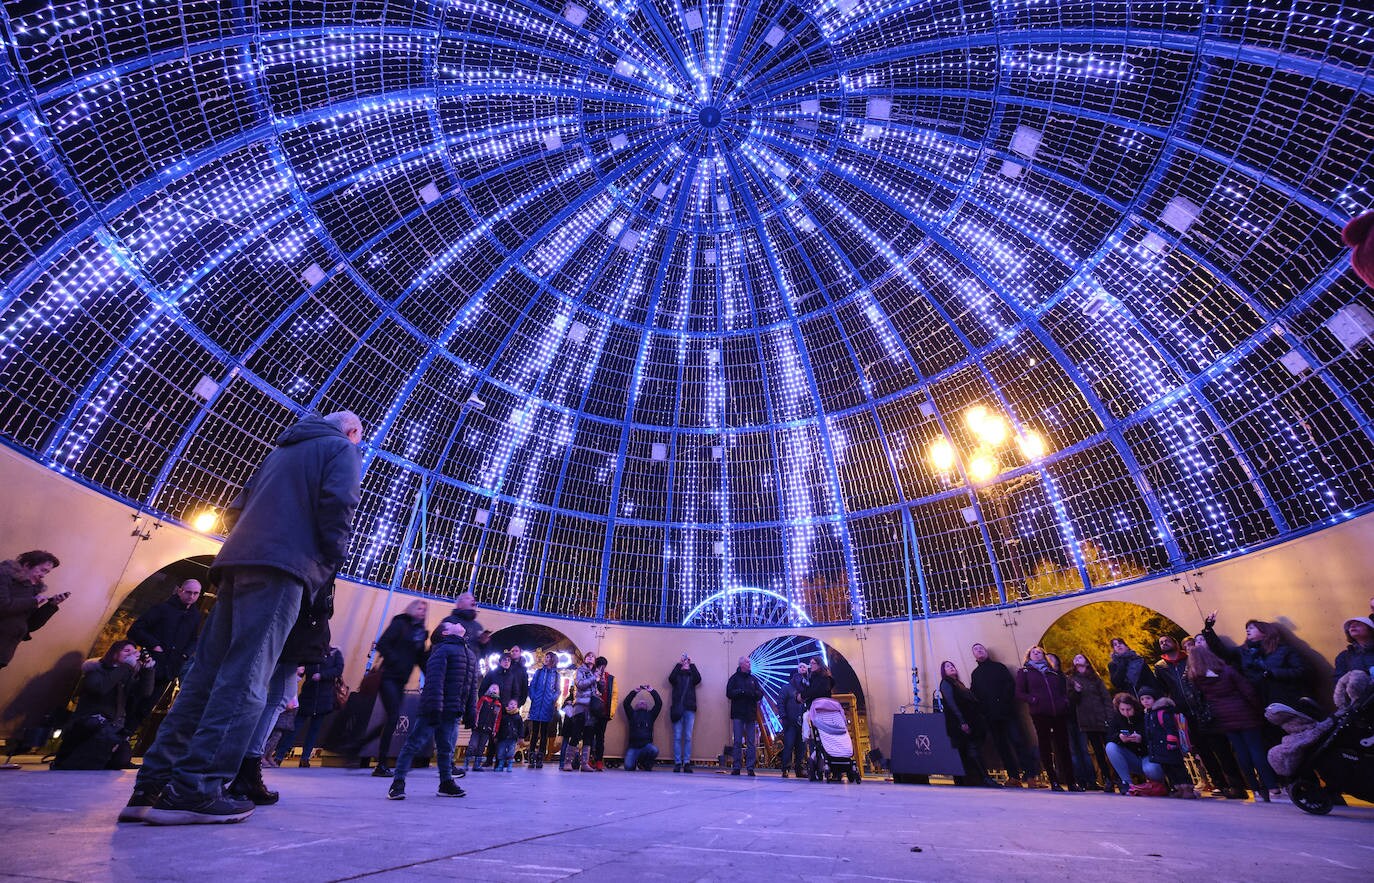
[72,659,154,730]
[527,666,561,722]
[801,672,834,706]
[725,669,764,721]
[508,657,530,706]
[1154,653,1216,730]
[1333,642,1374,680]
[375,613,427,684]
[970,659,1020,722]
[1067,672,1114,733]
[1108,650,1160,696]
[298,647,345,716]
[127,596,203,680]
[622,688,662,748]
[778,671,808,727]
[474,694,502,735]
[0,559,45,668]
[1238,641,1308,708]
[1015,664,1071,718]
[496,707,523,742]
[667,661,701,720]
[1106,710,1148,756]
[480,664,525,707]
[573,664,599,712]
[1190,663,1264,732]
[211,415,362,597]
[420,614,482,721]
[1142,697,1186,766]
[938,677,985,748]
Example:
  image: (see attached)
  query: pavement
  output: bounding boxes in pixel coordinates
[0,761,1369,882]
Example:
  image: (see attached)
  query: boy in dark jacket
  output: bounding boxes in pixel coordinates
[467,685,503,771]
[388,592,481,800]
[1138,687,1195,798]
[494,699,522,771]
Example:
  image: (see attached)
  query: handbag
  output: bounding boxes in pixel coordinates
[333,680,350,711]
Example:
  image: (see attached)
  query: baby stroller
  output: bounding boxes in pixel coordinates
[806,698,861,784]
[1265,676,1374,815]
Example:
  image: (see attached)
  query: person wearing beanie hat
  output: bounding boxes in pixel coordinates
[466,681,504,771]
[1334,616,1374,680]
[1342,211,1374,289]
[1138,689,1195,798]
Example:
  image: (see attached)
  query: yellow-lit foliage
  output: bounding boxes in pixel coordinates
[1022,540,1148,600]
[1038,601,1189,677]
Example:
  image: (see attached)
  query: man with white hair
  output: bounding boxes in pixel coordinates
[725,655,764,777]
[122,411,363,825]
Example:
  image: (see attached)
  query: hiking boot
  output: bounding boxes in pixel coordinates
[673,764,682,773]
[388,780,406,800]
[683,764,693,773]
[372,764,393,778]
[227,755,279,806]
[143,784,255,826]
[117,787,161,823]
[437,779,466,797]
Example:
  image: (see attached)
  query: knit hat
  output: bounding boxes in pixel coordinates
[1136,686,1161,700]
[1343,616,1374,640]
[486,684,500,697]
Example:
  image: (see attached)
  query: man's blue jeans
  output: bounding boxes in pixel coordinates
[247,659,298,757]
[624,743,658,770]
[393,716,458,784]
[731,719,756,771]
[136,566,303,798]
[672,710,694,765]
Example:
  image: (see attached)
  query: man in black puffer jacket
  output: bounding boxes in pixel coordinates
[388,591,483,800]
[725,657,764,776]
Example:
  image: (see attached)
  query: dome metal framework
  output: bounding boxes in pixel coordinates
[0,0,1371,627]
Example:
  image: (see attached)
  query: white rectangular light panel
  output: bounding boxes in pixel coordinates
[1140,231,1168,254]
[652,182,668,199]
[860,123,883,140]
[507,516,527,538]
[606,217,624,238]
[715,194,729,212]
[610,133,628,151]
[704,248,717,264]
[999,160,1022,178]
[867,98,891,120]
[302,263,325,287]
[772,162,790,180]
[1325,303,1374,351]
[651,442,668,461]
[419,182,441,204]
[192,375,218,401]
[918,400,937,419]
[707,348,720,365]
[961,506,980,524]
[796,215,816,234]
[711,445,724,460]
[1009,125,1042,158]
[836,0,857,13]
[614,58,636,77]
[544,131,562,150]
[765,26,786,46]
[474,508,490,525]
[1161,196,1201,235]
[1279,350,1312,376]
[562,3,588,26]
[800,99,821,115]
[568,320,589,343]
[712,540,725,555]
[619,229,641,250]
[685,9,704,29]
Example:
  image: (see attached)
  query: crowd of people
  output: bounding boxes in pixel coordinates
[937,606,1374,802]
[1,408,1370,824]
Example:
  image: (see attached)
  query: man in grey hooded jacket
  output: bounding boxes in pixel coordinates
[124,412,362,826]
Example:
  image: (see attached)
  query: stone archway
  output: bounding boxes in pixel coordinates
[1037,600,1188,678]
[87,555,215,661]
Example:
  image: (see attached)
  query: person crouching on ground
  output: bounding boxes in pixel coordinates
[622,685,662,771]
[387,591,481,800]
[1138,687,1196,798]
[494,699,522,771]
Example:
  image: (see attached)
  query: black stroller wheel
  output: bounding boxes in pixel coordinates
[1289,778,1334,815]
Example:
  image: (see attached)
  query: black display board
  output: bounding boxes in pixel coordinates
[888,713,965,782]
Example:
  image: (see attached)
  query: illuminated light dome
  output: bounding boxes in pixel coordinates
[0,0,1370,628]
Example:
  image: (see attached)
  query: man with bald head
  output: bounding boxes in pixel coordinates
[124,411,363,825]
[725,655,765,777]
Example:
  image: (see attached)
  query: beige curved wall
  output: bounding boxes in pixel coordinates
[2,442,1370,760]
